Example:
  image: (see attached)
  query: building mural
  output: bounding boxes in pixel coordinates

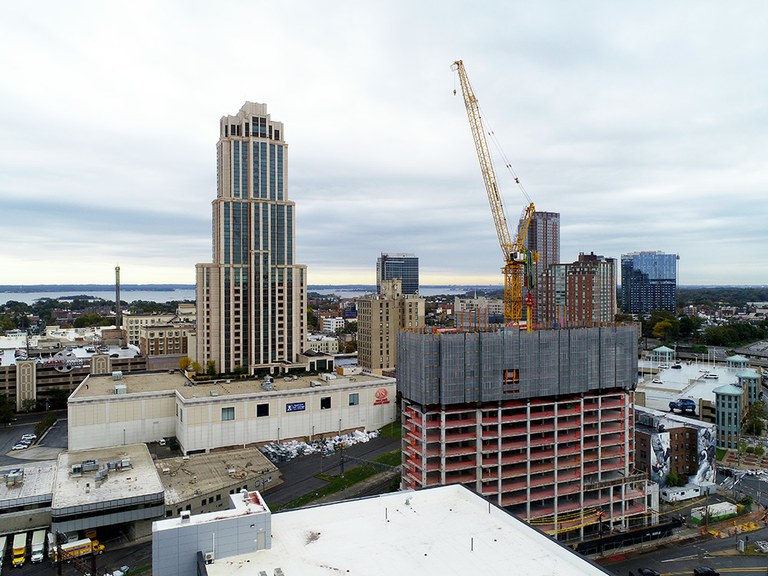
[650,431,671,486]
[695,427,717,484]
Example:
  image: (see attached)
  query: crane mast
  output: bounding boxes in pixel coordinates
[452,59,535,324]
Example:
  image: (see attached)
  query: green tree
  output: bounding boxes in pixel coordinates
[666,469,687,487]
[206,360,217,377]
[744,401,767,436]
[652,320,674,340]
[74,313,112,328]
[307,307,319,331]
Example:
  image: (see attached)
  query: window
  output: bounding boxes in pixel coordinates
[222,407,235,421]
[349,393,359,406]
[321,396,331,410]
[257,403,269,417]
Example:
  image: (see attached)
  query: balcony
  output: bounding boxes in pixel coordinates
[443,430,477,443]
[445,459,476,472]
[529,408,556,420]
[444,444,477,458]
[443,417,477,429]
[529,421,555,435]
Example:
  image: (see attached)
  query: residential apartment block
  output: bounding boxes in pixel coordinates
[196,102,307,374]
[540,252,617,328]
[139,324,194,358]
[357,280,424,373]
[634,406,716,488]
[525,211,560,324]
[620,251,678,313]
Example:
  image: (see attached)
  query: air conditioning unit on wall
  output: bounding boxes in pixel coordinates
[204,551,214,564]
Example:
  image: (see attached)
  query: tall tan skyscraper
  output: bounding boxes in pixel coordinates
[357,280,424,374]
[196,102,307,374]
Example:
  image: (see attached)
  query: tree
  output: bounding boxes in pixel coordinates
[666,469,687,487]
[652,320,674,340]
[179,357,191,371]
[206,360,217,377]
[744,401,767,436]
[191,361,202,373]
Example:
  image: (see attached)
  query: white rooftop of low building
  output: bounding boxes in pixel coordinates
[204,485,611,576]
[71,370,394,401]
[636,360,742,411]
[0,461,56,506]
[634,405,714,431]
[52,443,163,509]
[154,490,270,532]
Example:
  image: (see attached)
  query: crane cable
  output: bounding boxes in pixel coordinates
[451,66,533,208]
[478,103,534,207]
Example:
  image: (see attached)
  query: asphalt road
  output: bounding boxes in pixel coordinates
[600,525,768,576]
[261,433,401,507]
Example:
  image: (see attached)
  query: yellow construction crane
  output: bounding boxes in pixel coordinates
[451,59,536,327]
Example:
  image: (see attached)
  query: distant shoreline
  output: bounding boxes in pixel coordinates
[0,284,506,294]
[1,283,764,294]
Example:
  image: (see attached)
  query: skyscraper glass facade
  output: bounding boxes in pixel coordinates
[197,102,306,374]
[620,251,677,314]
[376,253,419,295]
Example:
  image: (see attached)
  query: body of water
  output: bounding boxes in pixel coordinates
[311,286,497,298]
[0,289,197,306]
[0,285,499,305]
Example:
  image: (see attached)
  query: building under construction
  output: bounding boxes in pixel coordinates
[398,324,658,542]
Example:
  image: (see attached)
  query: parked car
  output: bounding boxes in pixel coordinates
[693,567,720,576]
[20,434,36,442]
[11,443,29,450]
[637,569,661,576]
[652,378,663,384]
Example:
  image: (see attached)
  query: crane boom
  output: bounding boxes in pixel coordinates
[452,59,536,324]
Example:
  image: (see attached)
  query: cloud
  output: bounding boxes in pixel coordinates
[1,1,767,285]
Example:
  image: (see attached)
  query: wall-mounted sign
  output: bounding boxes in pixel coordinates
[286,401,306,413]
[374,388,390,405]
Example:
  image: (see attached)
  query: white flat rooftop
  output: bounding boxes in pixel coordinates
[0,461,56,507]
[637,361,742,411]
[205,485,610,576]
[72,371,393,400]
[52,444,164,511]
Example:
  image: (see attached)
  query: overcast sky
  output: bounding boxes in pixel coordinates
[2,1,766,287]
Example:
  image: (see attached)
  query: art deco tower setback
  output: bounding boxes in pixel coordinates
[197,102,307,374]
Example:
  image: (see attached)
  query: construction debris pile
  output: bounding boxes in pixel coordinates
[260,430,379,463]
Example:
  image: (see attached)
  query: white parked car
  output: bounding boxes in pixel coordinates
[20,434,36,442]
[652,378,663,384]
[11,443,29,450]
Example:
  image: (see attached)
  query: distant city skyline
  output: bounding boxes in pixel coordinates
[2,2,767,286]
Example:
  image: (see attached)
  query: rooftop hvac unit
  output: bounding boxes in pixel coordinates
[309,380,322,387]
[112,371,124,381]
[261,381,273,391]
[274,568,285,576]
[180,510,191,522]
[210,390,219,397]
[204,551,214,564]
[114,384,127,395]
[82,459,99,472]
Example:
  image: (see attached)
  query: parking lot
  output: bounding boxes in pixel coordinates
[0,411,67,467]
